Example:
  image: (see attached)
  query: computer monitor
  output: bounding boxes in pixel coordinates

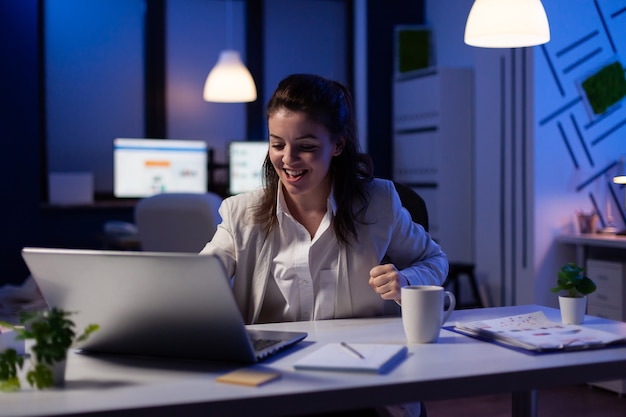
[228,141,268,195]
[114,138,208,198]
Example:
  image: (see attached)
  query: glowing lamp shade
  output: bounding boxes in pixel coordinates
[615,175,626,185]
[203,50,257,103]
[464,0,550,48]
[615,156,626,184]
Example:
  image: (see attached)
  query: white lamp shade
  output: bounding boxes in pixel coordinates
[615,157,626,184]
[203,50,257,103]
[464,0,550,48]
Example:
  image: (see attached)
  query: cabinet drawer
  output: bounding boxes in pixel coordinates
[393,76,440,130]
[586,260,624,311]
[392,131,439,184]
[587,304,622,321]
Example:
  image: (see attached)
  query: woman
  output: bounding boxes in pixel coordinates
[201,73,448,325]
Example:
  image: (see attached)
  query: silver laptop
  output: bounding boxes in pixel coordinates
[21,247,307,362]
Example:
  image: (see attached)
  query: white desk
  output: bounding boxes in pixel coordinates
[556,233,626,265]
[3,305,626,417]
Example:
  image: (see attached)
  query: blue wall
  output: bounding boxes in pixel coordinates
[0,0,135,286]
[1,0,45,284]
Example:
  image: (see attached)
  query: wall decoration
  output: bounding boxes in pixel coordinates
[579,59,626,117]
[394,25,432,77]
[536,0,626,233]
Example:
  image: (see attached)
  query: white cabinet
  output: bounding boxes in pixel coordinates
[392,67,473,262]
[587,260,625,320]
[586,259,626,394]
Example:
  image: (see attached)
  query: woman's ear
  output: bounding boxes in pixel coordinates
[333,138,346,156]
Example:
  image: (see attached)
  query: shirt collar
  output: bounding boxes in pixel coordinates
[276,181,337,226]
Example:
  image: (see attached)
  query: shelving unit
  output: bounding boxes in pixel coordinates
[556,233,626,395]
[586,259,626,395]
[392,67,474,263]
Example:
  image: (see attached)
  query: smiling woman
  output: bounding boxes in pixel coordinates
[200,73,448,417]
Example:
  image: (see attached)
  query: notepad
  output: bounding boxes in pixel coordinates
[293,343,408,374]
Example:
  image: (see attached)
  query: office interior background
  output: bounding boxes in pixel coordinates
[1,0,626,310]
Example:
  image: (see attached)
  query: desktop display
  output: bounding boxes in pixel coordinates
[228,141,268,195]
[114,138,208,198]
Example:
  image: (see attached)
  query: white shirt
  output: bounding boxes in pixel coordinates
[201,178,448,325]
[263,185,340,322]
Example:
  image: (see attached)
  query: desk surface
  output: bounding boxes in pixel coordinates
[556,232,626,249]
[3,304,626,417]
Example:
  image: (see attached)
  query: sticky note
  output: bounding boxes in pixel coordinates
[216,368,281,387]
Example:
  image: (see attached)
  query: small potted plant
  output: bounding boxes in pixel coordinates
[0,307,99,392]
[550,262,596,324]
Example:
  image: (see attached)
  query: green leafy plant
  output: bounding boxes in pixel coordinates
[0,349,23,392]
[550,262,596,298]
[0,307,99,392]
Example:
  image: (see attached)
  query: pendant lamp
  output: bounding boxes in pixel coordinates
[203,1,257,103]
[464,0,550,48]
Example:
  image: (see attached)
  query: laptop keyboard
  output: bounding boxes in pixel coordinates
[252,337,282,352]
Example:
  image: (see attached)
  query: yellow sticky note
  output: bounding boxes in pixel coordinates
[216,368,281,387]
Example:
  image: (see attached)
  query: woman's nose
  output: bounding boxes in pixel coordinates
[282,146,299,163]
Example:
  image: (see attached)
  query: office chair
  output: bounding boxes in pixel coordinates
[134,192,223,253]
[392,181,483,309]
[392,181,429,231]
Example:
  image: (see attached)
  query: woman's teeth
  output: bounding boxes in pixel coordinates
[285,169,305,178]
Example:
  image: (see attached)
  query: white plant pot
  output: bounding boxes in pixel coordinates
[50,359,67,387]
[558,295,587,325]
[30,357,67,388]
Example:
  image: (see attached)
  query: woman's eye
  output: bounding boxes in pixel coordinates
[270,143,285,150]
[299,144,317,152]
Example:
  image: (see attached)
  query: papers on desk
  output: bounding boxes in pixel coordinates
[294,343,408,374]
[0,325,25,355]
[453,311,626,352]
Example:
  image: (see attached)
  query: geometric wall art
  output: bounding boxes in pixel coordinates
[537,0,626,232]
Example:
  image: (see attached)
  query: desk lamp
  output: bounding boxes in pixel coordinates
[613,156,626,235]
[464,0,550,48]
[203,0,257,103]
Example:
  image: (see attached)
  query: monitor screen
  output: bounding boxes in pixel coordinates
[228,141,268,195]
[114,138,208,198]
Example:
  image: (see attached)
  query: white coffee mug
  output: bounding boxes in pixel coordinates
[401,285,456,344]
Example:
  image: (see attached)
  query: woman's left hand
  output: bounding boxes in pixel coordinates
[369,264,407,300]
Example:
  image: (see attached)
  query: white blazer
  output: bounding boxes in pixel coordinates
[201,178,448,324]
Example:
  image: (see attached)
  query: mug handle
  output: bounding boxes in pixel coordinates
[442,291,456,324]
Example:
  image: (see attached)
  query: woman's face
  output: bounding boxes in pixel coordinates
[268,109,343,200]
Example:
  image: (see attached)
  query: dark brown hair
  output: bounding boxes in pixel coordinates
[252,74,373,245]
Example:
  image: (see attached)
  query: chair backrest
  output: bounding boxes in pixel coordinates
[392,181,429,232]
[134,192,223,253]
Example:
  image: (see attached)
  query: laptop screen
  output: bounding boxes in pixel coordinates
[114,138,208,198]
[228,141,268,195]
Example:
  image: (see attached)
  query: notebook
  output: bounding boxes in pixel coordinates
[293,343,407,374]
[21,247,307,362]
